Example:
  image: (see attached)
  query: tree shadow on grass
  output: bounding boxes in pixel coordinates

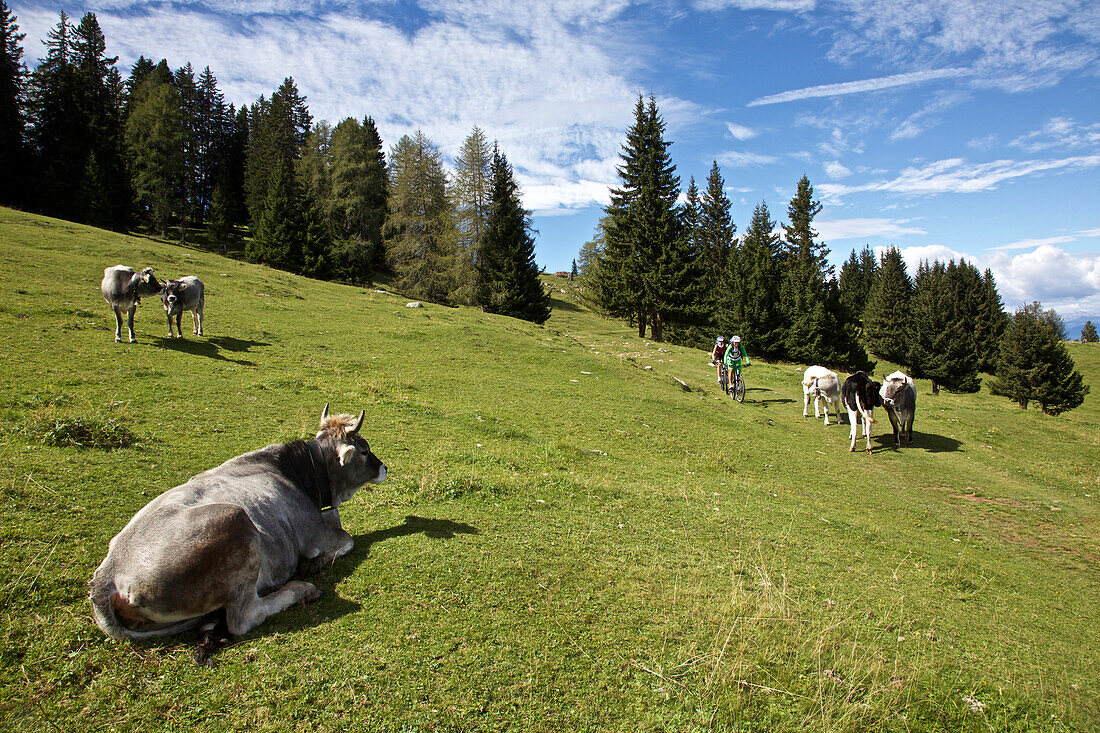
[872,431,962,453]
[152,335,260,366]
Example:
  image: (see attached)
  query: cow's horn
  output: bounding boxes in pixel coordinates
[351,410,364,433]
[320,403,329,422]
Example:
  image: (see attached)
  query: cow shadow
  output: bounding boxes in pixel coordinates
[872,431,962,453]
[152,335,259,366]
[128,515,477,664]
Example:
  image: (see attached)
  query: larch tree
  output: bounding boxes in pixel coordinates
[475,147,550,323]
[452,126,493,303]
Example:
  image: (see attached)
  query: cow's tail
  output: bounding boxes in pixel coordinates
[88,573,202,640]
[855,393,876,423]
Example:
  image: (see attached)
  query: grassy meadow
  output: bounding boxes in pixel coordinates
[1,206,1097,731]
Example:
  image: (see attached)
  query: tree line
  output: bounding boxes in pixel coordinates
[0,7,549,323]
[583,96,1088,414]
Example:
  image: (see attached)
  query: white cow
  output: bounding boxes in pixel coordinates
[100,265,163,343]
[802,365,842,426]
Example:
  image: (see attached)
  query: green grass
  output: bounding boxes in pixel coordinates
[1,206,1097,731]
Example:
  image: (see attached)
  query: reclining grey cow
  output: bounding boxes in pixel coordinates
[161,276,205,338]
[101,265,163,343]
[802,365,842,426]
[89,406,386,646]
[880,371,916,448]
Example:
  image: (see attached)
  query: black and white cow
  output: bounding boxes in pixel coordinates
[880,371,916,448]
[161,276,205,338]
[89,406,386,648]
[842,371,883,453]
[802,365,842,426]
[101,265,163,343]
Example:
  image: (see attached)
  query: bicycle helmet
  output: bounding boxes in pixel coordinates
[716,335,725,343]
[732,335,741,344]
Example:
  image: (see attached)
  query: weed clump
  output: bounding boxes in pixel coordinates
[18,396,139,450]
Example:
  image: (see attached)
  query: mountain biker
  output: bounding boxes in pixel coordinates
[722,335,750,393]
[710,335,726,382]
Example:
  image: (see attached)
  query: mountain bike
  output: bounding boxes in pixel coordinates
[730,367,745,403]
[717,362,729,395]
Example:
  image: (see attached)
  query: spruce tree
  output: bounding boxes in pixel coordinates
[125,76,184,237]
[250,157,303,271]
[908,261,980,392]
[699,161,734,325]
[863,247,912,363]
[0,1,26,206]
[975,268,1007,371]
[384,130,459,303]
[992,303,1089,414]
[1082,321,1098,343]
[720,201,784,358]
[837,245,876,327]
[244,77,311,228]
[476,148,550,323]
[592,95,693,341]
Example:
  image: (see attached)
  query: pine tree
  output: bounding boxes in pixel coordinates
[908,261,980,392]
[0,1,26,206]
[125,75,184,237]
[244,77,311,228]
[452,126,493,303]
[384,130,459,303]
[1082,321,1098,343]
[193,66,227,224]
[992,303,1089,414]
[863,247,912,363]
[475,147,550,323]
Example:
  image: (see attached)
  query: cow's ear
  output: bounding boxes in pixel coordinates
[338,444,356,466]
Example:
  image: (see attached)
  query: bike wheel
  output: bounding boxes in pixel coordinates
[733,374,745,403]
[718,364,728,394]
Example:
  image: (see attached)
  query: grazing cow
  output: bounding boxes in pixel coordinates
[842,371,883,453]
[880,371,916,448]
[162,276,205,338]
[802,365,842,426]
[101,265,163,343]
[89,405,387,647]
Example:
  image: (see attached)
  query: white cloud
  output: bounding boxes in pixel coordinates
[716,151,779,167]
[1077,228,1100,238]
[987,245,1100,307]
[817,218,924,241]
[820,155,1100,200]
[747,68,971,106]
[695,0,815,11]
[889,90,969,141]
[823,160,851,179]
[989,235,1076,252]
[1009,117,1100,153]
[726,122,757,140]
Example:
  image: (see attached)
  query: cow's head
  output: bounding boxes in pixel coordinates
[162,280,182,311]
[315,403,387,502]
[137,267,162,297]
[868,380,884,408]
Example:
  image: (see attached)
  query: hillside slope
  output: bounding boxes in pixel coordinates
[1,207,1097,731]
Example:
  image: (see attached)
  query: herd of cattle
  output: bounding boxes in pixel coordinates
[88,262,918,659]
[100,264,205,343]
[801,365,917,452]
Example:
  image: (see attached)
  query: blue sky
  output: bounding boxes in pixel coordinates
[13,0,1100,329]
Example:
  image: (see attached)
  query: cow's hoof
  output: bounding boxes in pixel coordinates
[114,337,122,343]
[301,583,324,604]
